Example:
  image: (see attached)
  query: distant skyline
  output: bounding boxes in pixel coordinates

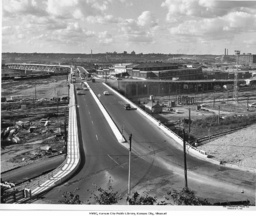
[2,0,256,55]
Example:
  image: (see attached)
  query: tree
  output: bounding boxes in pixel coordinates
[127,191,157,205]
[167,187,211,205]
[59,191,82,204]
[123,51,127,55]
[93,185,119,204]
[131,51,136,55]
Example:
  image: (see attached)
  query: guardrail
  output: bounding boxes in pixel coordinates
[197,125,251,144]
[16,83,81,203]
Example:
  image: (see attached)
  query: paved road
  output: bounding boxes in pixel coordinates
[39,76,170,204]
[1,155,65,184]
[86,78,255,204]
[31,68,255,204]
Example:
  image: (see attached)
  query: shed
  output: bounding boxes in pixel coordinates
[145,101,163,114]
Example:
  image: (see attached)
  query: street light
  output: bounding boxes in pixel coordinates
[127,133,132,202]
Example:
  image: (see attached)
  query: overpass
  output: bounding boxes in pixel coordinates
[5,63,71,73]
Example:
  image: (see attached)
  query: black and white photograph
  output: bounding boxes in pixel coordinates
[1,0,256,213]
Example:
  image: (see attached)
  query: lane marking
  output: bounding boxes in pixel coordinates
[91,121,94,124]
[107,154,121,166]
[96,134,98,140]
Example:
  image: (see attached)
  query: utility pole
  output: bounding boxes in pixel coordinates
[183,129,188,190]
[127,134,132,199]
[188,108,191,133]
[34,84,37,109]
[234,50,240,105]
[218,105,220,125]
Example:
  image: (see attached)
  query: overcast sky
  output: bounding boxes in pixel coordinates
[2,0,256,54]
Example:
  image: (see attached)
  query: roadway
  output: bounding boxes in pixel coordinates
[1,155,65,185]
[38,76,171,204]
[84,76,255,204]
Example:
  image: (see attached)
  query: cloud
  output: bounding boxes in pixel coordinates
[3,0,113,19]
[138,11,158,27]
[3,0,48,17]
[98,31,113,44]
[119,11,159,44]
[161,0,256,20]
[169,11,256,40]
[86,14,121,24]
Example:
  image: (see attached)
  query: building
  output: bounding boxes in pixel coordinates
[127,63,203,80]
[237,53,256,67]
[144,101,162,114]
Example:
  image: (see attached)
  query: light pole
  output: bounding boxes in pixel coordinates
[127,133,132,201]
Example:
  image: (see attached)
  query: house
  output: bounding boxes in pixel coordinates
[144,101,163,114]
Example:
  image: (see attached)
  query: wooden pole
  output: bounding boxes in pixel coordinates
[183,129,188,190]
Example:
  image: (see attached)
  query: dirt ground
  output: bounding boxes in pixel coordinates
[1,76,69,173]
[155,98,256,171]
[197,124,256,169]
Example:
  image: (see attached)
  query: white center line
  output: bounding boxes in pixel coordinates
[91,121,94,124]
[96,134,98,140]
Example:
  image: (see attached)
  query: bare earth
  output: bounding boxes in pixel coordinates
[197,124,256,170]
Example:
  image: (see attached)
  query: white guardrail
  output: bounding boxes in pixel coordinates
[102,83,209,160]
[18,83,81,202]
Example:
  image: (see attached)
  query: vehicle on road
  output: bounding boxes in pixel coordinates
[76,87,82,90]
[103,91,110,95]
[92,78,95,83]
[124,104,131,110]
[77,91,85,95]
[83,87,89,91]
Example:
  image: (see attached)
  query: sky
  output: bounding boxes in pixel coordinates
[2,0,256,54]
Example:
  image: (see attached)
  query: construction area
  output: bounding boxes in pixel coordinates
[1,75,69,173]
[134,89,256,170]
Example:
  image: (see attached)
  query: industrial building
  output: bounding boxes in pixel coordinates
[97,62,203,80]
[237,53,256,67]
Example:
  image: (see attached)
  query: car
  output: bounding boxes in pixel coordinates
[76,87,82,90]
[103,91,110,95]
[124,104,131,110]
[249,102,256,107]
[83,87,89,91]
[77,91,85,95]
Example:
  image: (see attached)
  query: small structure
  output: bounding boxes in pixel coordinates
[145,101,163,114]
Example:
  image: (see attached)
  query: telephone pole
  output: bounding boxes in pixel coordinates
[234,50,240,105]
[183,129,188,190]
[127,134,132,200]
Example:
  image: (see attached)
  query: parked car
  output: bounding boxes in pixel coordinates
[103,91,110,95]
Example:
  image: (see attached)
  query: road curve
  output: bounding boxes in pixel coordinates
[86,78,255,204]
